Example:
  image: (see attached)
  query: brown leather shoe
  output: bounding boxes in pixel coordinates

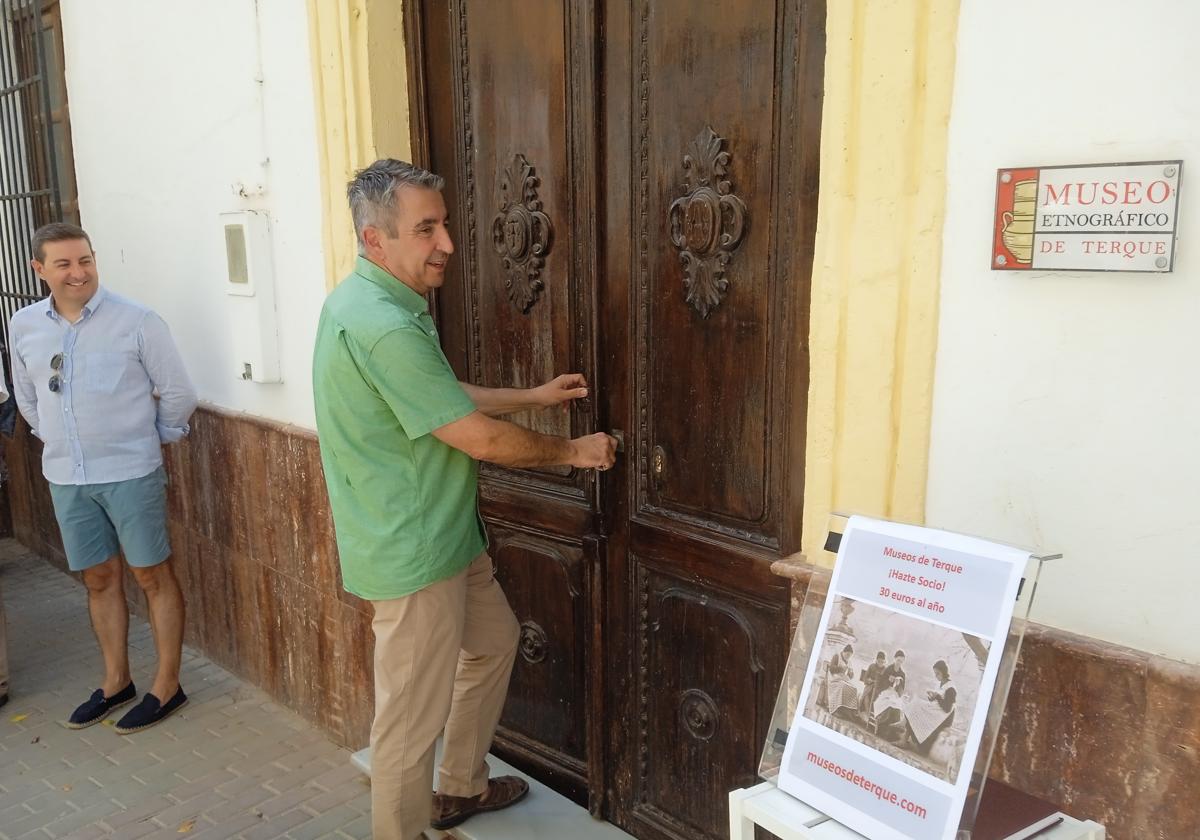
[430,775,530,830]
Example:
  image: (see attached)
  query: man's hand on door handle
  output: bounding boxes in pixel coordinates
[569,432,618,471]
[534,373,590,412]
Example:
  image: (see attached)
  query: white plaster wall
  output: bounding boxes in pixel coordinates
[929,1,1200,664]
[59,0,324,427]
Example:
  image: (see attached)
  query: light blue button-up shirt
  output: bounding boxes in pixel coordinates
[9,287,198,486]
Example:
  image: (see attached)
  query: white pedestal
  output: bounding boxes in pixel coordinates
[728,782,1106,840]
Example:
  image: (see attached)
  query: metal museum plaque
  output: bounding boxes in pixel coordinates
[992,160,1183,272]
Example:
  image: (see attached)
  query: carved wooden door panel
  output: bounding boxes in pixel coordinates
[600,2,822,838]
[413,1,823,837]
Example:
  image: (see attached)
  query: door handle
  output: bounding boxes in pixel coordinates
[611,430,625,453]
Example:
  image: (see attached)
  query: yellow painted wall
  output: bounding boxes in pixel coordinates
[801,0,960,564]
[305,1,960,562]
[307,0,410,288]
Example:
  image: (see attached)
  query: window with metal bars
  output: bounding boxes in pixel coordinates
[0,0,78,373]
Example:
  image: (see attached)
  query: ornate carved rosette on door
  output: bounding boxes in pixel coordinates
[492,153,554,313]
[668,126,748,319]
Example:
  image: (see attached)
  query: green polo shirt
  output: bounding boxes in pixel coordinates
[312,256,486,600]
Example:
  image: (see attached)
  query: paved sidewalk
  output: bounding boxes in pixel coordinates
[0,540,373,840]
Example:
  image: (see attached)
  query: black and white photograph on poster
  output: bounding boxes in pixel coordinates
[801,595,990,784]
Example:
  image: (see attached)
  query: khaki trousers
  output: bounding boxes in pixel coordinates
[370,552,519,840]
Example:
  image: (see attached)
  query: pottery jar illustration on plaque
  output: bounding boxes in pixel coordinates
[1000,179,1037,264]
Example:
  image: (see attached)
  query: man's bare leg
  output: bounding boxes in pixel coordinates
[129,559,184,701]
[81,555,132,696]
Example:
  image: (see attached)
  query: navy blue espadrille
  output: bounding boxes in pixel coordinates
[113,686,188,735]
[65,682,136,729]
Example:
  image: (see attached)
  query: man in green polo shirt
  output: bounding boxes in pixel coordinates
[313,159,616,840]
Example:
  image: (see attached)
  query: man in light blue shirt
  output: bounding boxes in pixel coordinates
[9,223,197,734]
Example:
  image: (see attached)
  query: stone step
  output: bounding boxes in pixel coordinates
[352,745,635,840]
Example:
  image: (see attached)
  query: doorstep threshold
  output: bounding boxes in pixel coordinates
[351,744,635,840]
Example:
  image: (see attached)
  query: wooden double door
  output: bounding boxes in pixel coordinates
[409,2,823,837]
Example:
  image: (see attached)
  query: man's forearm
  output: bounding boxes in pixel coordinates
[469,416,575,467]
[460,382,541,417]
[156,388,198,432]
[16,404,39,438]
[12,360,39,437]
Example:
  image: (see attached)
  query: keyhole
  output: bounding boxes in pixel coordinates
[652,445,666,476]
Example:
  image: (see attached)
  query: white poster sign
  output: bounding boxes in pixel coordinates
[778,517,1029,840]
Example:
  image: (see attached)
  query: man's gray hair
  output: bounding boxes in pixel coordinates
[347,159,445,253]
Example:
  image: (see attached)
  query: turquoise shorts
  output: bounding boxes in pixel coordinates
[48,466,171,572]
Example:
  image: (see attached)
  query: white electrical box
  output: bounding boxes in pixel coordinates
[220,210,281,383]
